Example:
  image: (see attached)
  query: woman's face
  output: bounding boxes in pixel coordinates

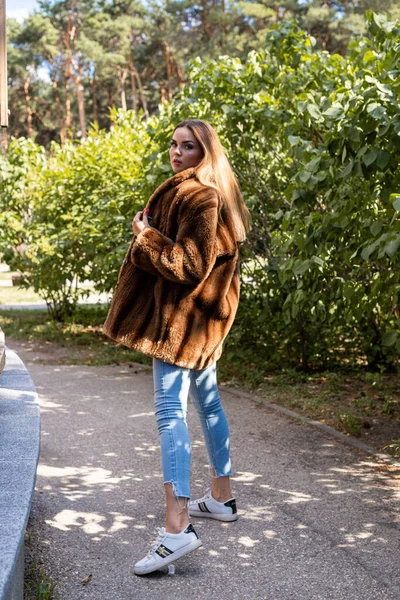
[169,126,204,173]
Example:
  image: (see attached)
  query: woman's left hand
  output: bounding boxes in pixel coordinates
[132,209,150,236]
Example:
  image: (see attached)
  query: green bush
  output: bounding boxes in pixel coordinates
[0,116,148,319]
[160,13,400,370]
[1,13,399,369]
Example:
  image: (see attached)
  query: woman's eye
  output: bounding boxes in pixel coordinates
[186,145,194,149]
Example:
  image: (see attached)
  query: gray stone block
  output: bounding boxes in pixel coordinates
[0,416,41,461]
[0,461,36,494]
[0,349,40,600]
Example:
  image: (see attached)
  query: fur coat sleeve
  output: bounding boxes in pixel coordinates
[131,188,219,285]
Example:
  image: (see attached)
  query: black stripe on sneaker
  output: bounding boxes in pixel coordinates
[155,544,173,558]
[200,502,211,513]
[224,499,237,514]
[184,523,198,537]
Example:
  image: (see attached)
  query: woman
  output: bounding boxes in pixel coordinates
[103,119,250,575]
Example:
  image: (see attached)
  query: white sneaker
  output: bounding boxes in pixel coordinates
[189,491,238,522]
[133,524,202,575]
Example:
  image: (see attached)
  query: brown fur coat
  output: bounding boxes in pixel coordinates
[103,168,240,370]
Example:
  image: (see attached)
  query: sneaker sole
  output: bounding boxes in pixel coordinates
[133,538,203,575]
[189,509,238,522]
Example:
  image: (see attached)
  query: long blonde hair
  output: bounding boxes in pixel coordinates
[174,119,250,242]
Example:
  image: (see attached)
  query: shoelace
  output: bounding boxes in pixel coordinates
[192,489,213,504]
[148,527,167,556]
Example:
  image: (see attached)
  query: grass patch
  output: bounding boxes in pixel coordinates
[0,285,43,305]
[24,560,57,600]
[0,267,43,304]
[0,271,18,280]
[25,530,57,600]
[0,306,150,367]
[218,358,400,453]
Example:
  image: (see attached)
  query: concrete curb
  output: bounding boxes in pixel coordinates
[221,385,400,468]
[0,349,40,600]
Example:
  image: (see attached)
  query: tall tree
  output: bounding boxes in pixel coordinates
[6,0,400,144]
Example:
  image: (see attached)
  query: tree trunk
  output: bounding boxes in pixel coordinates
[64,6,75,138]
[321,33,330,50]
[0,129,9,152]
[133,69,149,119]
[23,76,33,138]
[221,0,227,40]
[175,62,185,88]
[91,74,98,125]
[73,53,87,139]
[52,74,66,145]
[117,66,128,111]
[161,41,184,97]
[201,0,212,41]
[128,54,138,114]
[107,85,113,109]
[161,41,173,101]
[64,59,72,136]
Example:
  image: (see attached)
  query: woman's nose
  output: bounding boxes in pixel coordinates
[175,147,182,156]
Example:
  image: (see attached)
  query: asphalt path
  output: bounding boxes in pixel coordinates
[16,347,400,600]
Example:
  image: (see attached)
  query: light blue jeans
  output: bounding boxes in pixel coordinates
[153,358,232,499]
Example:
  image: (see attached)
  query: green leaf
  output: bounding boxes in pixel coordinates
[341,160,354,178]
[377,124,390,137]
[367,103,386,120]
[382,330,398,347]
[293,260,311,275]
[373,13,388,27]
[305,157,321,173]
[361,242,378,260]
[300,171,311,183]
[323,105,342,118]
[370,221,382,236]
[343,285,354,300]
[376,151,389,170]
[363,50,376,63]
[314,170,327,182]
[311,256,324,266]
[348,127,361,143]
[288,135,301,146]
[384,236,400,257]
[307,104,322,120]
[390,195,400,211]
[221,104,233,114]
[363,149,378,167]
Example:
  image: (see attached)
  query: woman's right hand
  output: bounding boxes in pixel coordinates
[132,209,150,236]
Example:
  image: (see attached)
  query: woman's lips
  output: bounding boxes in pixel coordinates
[173,160,182,165]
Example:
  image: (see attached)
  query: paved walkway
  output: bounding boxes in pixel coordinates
[12,344,400,600]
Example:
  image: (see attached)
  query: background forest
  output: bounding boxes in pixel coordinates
[7,0,400,145]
